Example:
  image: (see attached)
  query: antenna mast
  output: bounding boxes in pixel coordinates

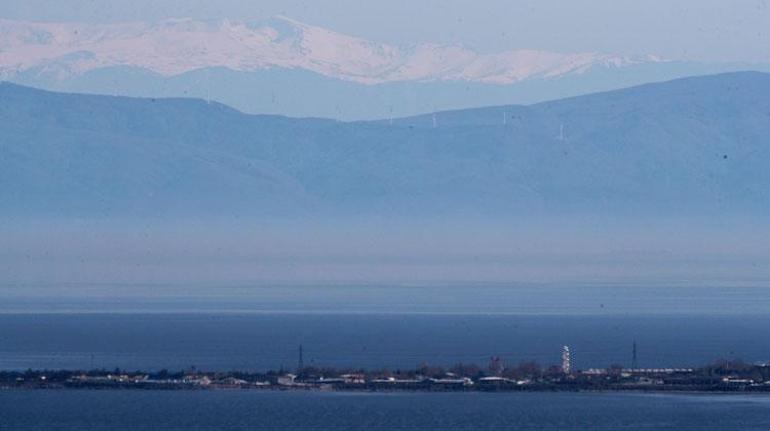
[297,344,304,372]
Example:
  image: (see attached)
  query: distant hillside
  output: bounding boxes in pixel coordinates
[2,72,769,220]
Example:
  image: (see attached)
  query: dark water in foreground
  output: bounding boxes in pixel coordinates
[1,313,769,371]
[1,390,770,431]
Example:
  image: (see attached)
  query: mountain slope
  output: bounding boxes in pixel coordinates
[2,72,769,220]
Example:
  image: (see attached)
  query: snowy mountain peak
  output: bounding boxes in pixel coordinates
[0,17,662,85]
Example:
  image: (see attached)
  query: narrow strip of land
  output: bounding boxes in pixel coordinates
[3,360,769,393]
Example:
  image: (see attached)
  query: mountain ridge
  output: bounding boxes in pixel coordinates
[0,16,656,85]
[7,69,768,122]
[4,17,770,120]
[2,72,769,221]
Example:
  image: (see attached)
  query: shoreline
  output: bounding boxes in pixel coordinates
[3,386,770,395]
[3,379,770,395]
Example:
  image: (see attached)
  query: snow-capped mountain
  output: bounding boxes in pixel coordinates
[0,16,659,85]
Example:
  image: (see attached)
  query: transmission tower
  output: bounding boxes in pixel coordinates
[298,344,304,373]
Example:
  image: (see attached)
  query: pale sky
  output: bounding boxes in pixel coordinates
[1,0,769,62]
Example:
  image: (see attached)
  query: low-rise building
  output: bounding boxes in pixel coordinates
[277,374,297,386]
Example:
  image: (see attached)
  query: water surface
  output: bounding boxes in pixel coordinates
[2,390,769,431]
[1,312,768,371]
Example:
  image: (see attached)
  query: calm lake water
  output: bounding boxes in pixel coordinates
[0,312,768,371]
[2,390,770,431]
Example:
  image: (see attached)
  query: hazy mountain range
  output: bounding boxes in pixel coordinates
[2,71,769,222]
[2,71,770,285]
[2,17,769,119]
